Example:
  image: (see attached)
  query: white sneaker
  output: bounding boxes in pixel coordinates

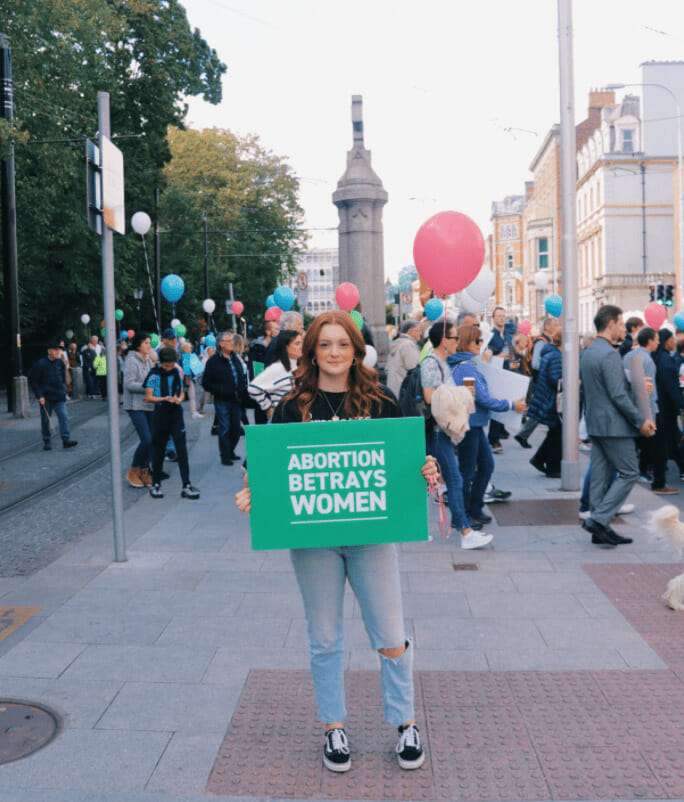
[579,510,591,520]
[618,503,635,515]
[461,531,493,550]
[192,412,205,419]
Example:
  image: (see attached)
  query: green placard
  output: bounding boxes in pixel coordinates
[246,417,429,550]
[252,361,265,376]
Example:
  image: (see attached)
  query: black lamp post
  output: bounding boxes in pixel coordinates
[133,287,144,331]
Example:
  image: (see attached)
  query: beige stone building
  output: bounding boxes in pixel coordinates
[491,196,524,317]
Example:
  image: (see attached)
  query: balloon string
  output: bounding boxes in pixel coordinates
[140,235,160,335]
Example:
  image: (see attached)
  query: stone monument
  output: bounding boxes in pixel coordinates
[333,95,389,361]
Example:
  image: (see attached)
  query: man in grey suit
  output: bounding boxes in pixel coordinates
[580,305,656,547]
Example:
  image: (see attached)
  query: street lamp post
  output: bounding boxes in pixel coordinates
[605,81,684,309]
[133,287,144,331]
[557,0,580,491]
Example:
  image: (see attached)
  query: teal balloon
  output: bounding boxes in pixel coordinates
[174,323,187,338]
[115,308,124,322]
[119,330,128,340]
[544,294,563,318]
[424,298,444,321]
[274,285,295,311]
[266,294,276,309]
[204,333,216,348]
[350,310,364,330]
[161,274,185,303]
[150,333,160,348]
[674,310,684,331]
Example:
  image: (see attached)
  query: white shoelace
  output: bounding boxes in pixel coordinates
[327,728,350,755]
[396,725,420,753]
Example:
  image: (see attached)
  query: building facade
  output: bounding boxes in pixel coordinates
[491,196,524,318]
[292,248,340,316]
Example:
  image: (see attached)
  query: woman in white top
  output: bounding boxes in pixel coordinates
[248,330,303,415]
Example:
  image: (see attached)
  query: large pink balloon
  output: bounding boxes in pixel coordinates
[413,211,485,296]
[644,302,667,330]
[264,306,282,322]
[232,300,244,316]
[335,282,360,312]
[518,320,532,336]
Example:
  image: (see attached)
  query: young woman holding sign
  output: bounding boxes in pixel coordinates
[235,311,438,774]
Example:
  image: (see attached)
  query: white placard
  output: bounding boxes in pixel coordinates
[100,135,125,234]
[476,360,530,427]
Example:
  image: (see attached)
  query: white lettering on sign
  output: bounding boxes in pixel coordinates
[287,444,389,525]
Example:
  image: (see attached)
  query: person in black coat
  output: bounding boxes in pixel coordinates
[652,328,684,492]
[29,341,78,450]
[618,316,644,357]
[202,331,248,465]
[528,336,563,478]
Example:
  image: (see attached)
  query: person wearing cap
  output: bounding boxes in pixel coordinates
[387,320,423,397]
[29,340,78,451]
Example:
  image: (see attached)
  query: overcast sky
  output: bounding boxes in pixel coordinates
[183,0,684,280]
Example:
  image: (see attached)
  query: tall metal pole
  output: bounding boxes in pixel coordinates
[203,215,209,300]
[98,91,126,562]
[676,106,684,309]
[154,187,161,332]
[557,0,580,491]
[0,34,24,415]
[228,281,236,331]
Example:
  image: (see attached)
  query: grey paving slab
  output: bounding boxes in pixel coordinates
[61,644,217,683]
[156,613,289,648]
[535,618,647,649]
[466,591,590,619]
[95,680,242,733]
[84,566,206,591]
[400,591,471,619]
[24,609,171,645]
[0,641,85,678]
[0,577,29,596]
[509,569,605,594]
[144,731,226,794]
[0,676,123,729]
[202,645,310,684]
[485,647,629,671]
[617,643,669,669]
[160,551,265,572]
[415,618,547,651]
[25,565,106,589]
[0,729,171,792]
[404,570,516,594]
[0,587,78,615]
[194,569,299,594]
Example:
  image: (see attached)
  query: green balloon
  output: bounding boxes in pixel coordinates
[175,323,187,338]
[115,308,124,321]
[150,333,160,348]
[350,310,364,330]
[100,327,106,338]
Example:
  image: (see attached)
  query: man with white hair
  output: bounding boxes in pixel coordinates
[264,311,304,367]
[387,320,423,396]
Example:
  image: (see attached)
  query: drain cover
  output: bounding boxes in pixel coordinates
[0,701,60,765]
[452,562,479,571]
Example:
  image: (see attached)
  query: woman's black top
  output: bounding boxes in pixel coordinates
[272,385,401,423]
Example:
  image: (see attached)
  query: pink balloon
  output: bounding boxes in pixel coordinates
[232,301,244,316]
[518,320,532,336]
[413,211,485,296]
[644,302,667,330]
[264,306,282,322]
[335,282,360,312]
[127,329,135,338]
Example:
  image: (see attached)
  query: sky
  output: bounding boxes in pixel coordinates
[182,0,684,281]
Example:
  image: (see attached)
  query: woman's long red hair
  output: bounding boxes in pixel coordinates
[288,311,390,420]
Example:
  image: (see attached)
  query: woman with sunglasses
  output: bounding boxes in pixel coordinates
[235,311,437,774]
[449,324,527,526]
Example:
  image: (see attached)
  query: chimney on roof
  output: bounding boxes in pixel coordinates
[588,88,615,111]
[524,181,534,202]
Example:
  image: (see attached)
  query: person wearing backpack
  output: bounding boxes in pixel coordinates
[387,320,422,397]
[420,321,493,550]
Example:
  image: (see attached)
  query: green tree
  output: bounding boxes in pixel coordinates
[159,127,306,334]
[0,0,226,358]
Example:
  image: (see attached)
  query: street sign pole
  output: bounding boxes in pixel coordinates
[98,91,126,562]
[228,282,236,331]
[557,0,580,491]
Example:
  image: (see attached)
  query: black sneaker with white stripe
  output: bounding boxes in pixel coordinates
[396,724,425,770]
[323,727,350,772]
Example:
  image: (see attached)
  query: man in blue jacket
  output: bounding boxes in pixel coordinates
[29,341,78,451]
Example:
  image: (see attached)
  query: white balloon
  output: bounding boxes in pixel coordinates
[458,290,484,315]
[65,329,74,339]
[131,211,152,236]
[534,270,549,291]
[363,345,378,368]
[80,314,90,324]
[202,298,216,314]
[465,268,495,304]
[178,336,186,344]
[170,318,181,328]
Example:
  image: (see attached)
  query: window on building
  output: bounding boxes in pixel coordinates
[505,283,514,308]
[622,129,634,153]
[506,252,514,271]
[537,237,549,269]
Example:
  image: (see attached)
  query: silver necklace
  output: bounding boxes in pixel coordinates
[318,390,347,421]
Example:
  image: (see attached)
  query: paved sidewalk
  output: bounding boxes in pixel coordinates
[1,422,683,801]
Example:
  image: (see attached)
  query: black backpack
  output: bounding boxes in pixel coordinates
[398,355,444,426]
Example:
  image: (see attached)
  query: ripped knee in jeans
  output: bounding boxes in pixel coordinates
[378,640,410,661]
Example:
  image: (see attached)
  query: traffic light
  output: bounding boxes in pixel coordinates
[665,284,674,307]
[657,283,665,304]
[649,284,656,302]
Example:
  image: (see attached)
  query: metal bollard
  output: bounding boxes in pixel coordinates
[71,367,85,399]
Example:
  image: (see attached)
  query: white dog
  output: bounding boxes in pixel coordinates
[649,505,684,610]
